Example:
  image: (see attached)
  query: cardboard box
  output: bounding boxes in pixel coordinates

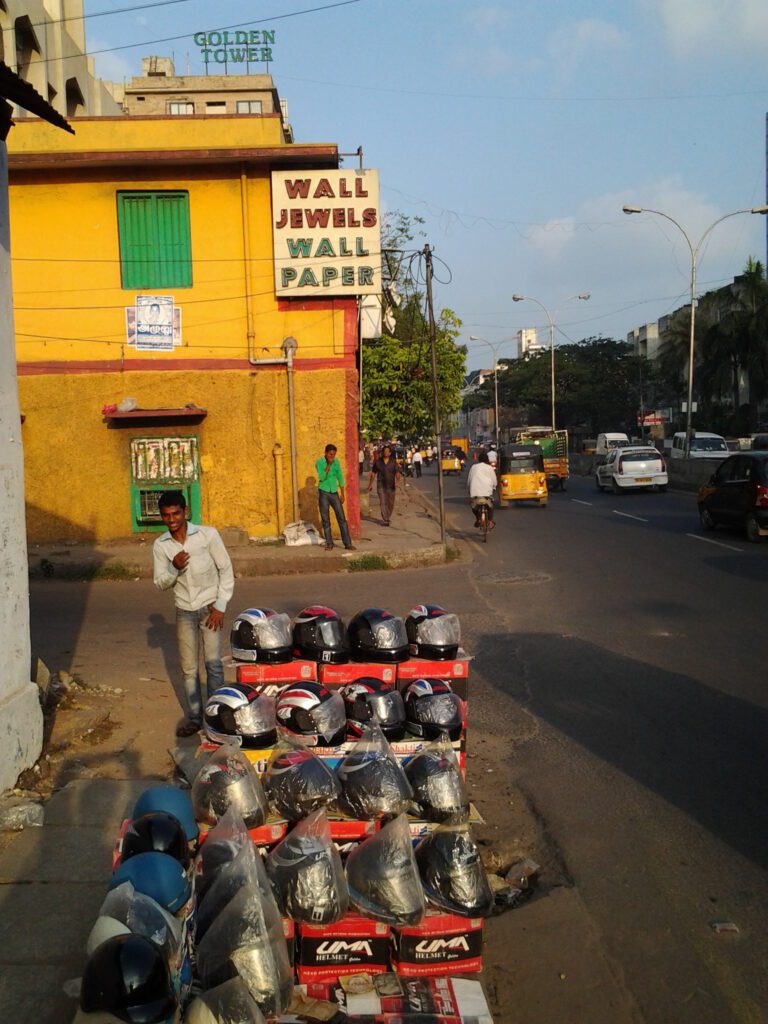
[236,660,317,684]
[345,976,493,1021]
[327,815,380,841]
[390,912,484,976]
[398,651,472,682]
[197,817,288,847]
[296,913,390,983]
[319,662,397,685]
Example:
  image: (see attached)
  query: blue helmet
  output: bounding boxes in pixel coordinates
[132,785,198,843]
[110,851,191,914]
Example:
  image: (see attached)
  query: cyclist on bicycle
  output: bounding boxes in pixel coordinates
[467,451,497,529]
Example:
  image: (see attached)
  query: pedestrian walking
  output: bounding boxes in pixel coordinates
[368,444,401,526]
[412,449,423,477]
[358,446,364,476]
[152,490,234,737]
[316,443,355,551]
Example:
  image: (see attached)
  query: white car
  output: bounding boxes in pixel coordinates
[595,446,668,493]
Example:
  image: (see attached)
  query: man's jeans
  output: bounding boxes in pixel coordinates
[318,489,352,547]
[176,606,224,722]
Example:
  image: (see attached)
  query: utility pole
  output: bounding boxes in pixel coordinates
[424,244,447,549]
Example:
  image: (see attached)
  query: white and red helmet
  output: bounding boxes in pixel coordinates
[230,608,292,664]
[293,607,349,664]
[275,682,347,747]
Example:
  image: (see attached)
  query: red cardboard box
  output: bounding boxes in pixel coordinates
[390,912,484,976]
[398,653,471,682]
[197,817,288,847]
[236,660,317,684]
[327,816,380,840]
[319,662,397,685]
[296,913,390,983]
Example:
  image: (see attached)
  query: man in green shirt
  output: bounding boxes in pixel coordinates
[316,443,355,551]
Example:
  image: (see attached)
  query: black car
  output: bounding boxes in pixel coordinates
[697,452,768,542]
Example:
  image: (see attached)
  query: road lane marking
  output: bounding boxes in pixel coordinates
[685,533,743,553]
[571,499,593,506]
[613,511,648,522]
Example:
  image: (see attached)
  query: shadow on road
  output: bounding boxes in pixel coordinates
[474,631,768,869]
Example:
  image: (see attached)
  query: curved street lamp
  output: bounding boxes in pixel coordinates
[511,293,590,430]
[468,335,516,448]
[622,203,768,452]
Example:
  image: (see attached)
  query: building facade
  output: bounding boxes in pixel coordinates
[0,0,121,118]
[517,327,545,359]
[9,116,368,544]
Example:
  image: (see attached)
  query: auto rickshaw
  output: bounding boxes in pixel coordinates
[440,446,463,475]
[498,446,548,507]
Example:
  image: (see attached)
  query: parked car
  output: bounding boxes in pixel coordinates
[595,446,668,493]
[697,452,768,542]
[670,431,728,460]
[595,432,630,456]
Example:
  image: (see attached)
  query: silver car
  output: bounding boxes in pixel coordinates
[596,446,668,494]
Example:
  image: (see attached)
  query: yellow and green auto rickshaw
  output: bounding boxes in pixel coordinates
[498,445,548,507]
[440,446,463,475]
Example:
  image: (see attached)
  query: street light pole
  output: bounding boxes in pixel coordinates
[511,294,590,430]
[468,336,515,448]
[622,204,768,452]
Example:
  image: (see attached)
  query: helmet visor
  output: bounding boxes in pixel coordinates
[256,614,292,650]
[234,695,276,737]
[415,692,463,726]
[319,619,346,649]
[312,690,347,744]
[367,691,406,728]
[373,618,408,650]
[418,613,460,647]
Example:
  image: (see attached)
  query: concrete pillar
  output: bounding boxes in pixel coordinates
[0,142,42,792]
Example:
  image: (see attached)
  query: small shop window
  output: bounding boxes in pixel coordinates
[129,436,201,532]
[117,190,192,289]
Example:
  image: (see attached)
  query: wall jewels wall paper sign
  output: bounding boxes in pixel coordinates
[126,296,182,351]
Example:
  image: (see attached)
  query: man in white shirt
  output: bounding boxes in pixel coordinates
[153,490,235,737]
[467,451,497,529]
[412,449,423,477]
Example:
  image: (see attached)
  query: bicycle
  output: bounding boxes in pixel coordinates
[474,498,494,543]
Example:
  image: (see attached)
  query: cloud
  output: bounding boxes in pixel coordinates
[644,0,768,56]
[463,5,512,33]
[547,18,629,73]
[88,38,136,82]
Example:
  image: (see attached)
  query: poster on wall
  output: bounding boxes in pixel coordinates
[125,296,182,351]
[130,437,199,483]
[271,169,381,298]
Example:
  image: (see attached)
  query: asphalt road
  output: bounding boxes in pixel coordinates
[26,466,768,1023]
[416,463,768,1023]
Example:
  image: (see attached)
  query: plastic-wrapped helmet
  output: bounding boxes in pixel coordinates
[263,746,341,820]
[80,934,177,1023]
[404,743,469,824]
[265,814,348,925]
[292,606,349,664]
[275,682,346,747]
[230,608,293,664]
[345,814,426,926]
[204,685,277,749]
[191,749,268,830]
[405,604,461,661]
[121,812,190,870]
[403,678,464,741]
[347,608,410,664]
[132,785,198,844]
[90,882,183,964]
[185,978,266,1024]
[194,835,242,905]
[337,730,413,820]
[415,825,493,917]
[341,678,406,741]
[109,851,192,915]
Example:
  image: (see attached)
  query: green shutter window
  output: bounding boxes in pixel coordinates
[117,191,192,289]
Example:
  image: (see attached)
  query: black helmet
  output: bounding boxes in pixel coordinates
[415,824,493,918]
[345,813,426,926]
[348,608,409,664]
[337,725,413,820]
[191,747,269,829]
[275,682,346,747]
[80,933,177,1023]
[403,678,463,741]
[404,740,469,824]
[121,812,191,870]
[292,606,349,664]
[265,811,348,925]
[263,745,341,821]
[204,685,277,749]
[405,604,461,660]
[341,678,406,741]
[195,835,243,906]
[230,608,293,664]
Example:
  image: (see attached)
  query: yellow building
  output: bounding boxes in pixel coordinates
[9,115,367,544]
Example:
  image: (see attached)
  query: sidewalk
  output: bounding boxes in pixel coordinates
[27,481,451,580]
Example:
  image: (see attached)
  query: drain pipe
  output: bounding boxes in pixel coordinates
[281,335,299,522]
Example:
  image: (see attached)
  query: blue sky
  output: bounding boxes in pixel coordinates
[87,0,768,370]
